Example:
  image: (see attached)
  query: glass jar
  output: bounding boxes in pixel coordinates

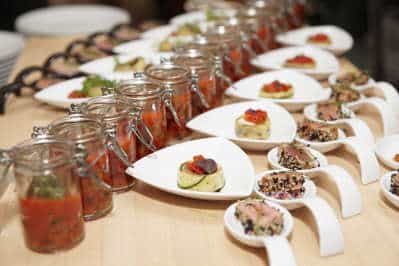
[285,0,306,29]
[115,73,169,158]
[74,95,153,192]
[47,114,113,221]
[0,136,84,253]
[171,50,217,115]
[144,62,192,140]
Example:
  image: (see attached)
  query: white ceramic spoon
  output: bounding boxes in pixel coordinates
[254,170,345,257]
[295,131,380,185]
[267,146,362,218]
[365,82,399,119]
[303,103,375,146]
[224,200,297,266]
[380,171,399,208]
[375,135,399,169]
[328,73,376,92]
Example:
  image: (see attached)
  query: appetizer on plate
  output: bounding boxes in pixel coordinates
[390,170,399,196]
[316,102,351,121]
[297,120,339,142]
[68,76,114,99]
[283,54,316,69]
[330,83,361,103]
[259,80,294,99]
[235,199,284,236]
[394,154,399,163]
[113,56,147,72]
[277,143,320,170]
[177,155,225,192]
[258,171,306,200]
[235,109,271,140]
[307,33,332,45]
[336,71,369,86]
[159,24,201,52]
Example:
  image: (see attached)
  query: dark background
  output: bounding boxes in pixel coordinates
[0,0,398,86]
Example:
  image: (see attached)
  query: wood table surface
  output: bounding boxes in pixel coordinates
[0,36,398,266]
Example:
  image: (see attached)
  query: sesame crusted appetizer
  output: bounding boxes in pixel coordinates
[277,143,320,170]
[330,83,361,103]
[235,109,271,140]
[307,33,332,45]
[336,71,369,86]
[258,172,306,200]
[235,199,284,236]
[259,80,294,99]
[316,102,351,121]
[177,155,225,192]
[283,54,316,69]
[297,120,339,142]
[390,171,399,196]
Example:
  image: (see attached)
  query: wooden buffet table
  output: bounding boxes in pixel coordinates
[0,36,398,266]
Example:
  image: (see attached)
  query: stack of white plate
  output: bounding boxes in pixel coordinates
[0,31,25,87]
[15,5,130,36]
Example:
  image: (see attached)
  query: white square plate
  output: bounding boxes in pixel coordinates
[126,137,255,200]
[276,25,353,55]
[186,101,297,151]
[251,46,340,80]
[226,70,330,112]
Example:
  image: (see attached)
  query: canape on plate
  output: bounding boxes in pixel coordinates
[277,143,320,170]
[113,56,147,72]
[235,199,284,236]
[316,101,351,121]
[336,71,369,86]
[68,76,114,99]
[235,108,270,140]
[283,54,316,69]
[297,120,339,142]
[177,155,225,192]
[330,83,361,103]
[258,171,306,200]
[259,80,294,99]
[307,33,332,45]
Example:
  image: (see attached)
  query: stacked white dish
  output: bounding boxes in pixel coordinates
[0,31,25,87]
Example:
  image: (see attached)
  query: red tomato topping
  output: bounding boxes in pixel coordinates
[286,54,315,64]
[68,90,86,99]
[308,33,330,43]
[244,109,268,124]
[187,155,217,175]
[262,80,292,93]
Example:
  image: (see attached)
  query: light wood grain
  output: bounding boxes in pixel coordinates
[0,36,398,266]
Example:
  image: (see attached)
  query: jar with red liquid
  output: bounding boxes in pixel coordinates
[0,135,84,253]
[115,73,170,158]
[171,50,216,116]
[74,95,154,193]
[145,62,192,141]
[47,114,113,221]
[285,0,306,29]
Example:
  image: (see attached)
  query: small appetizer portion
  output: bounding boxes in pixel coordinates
[277,143,320,170]
[283,54,316,69]
[235,109,271,140]
[171,23,202,37]
[297,120,339,142]
[159,24,201,52]
[113,56,147,72]
[258,172,306,200]
[390,171,399,196]
[68,76,115,99]
[393,154,399,163]
[259,80,294,99]
[177,155,225,192]
[336,71,369,86]
[307,33,332,45]
[235,199,284,236]
[316,102,351,121]
[330,83,361,103]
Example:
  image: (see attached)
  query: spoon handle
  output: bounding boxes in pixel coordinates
[347,97,397,136]
[263,236,297,266]
[341,136,380,184]
[316,165,362,218]
[372,82,399,117]
[340,118,374,147]
[301,196,344,257]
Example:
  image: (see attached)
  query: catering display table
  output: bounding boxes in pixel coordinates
[0,36,397,266]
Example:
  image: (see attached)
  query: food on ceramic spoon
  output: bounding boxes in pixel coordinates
[277,143,320,170]
[235,108,270,140]
[113,56,147,72]
[235,199,284,236]
[68,76,115,99]
[390,171,399,196]
[259,80,294,99]
[307,33,332,45]
[330,83,361,103]
[297,120,339,142]
[283,54,316,69]
[336,71,369,86]
[316,102,351,121]
[258,171,306,200]
[177,155,225,192]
